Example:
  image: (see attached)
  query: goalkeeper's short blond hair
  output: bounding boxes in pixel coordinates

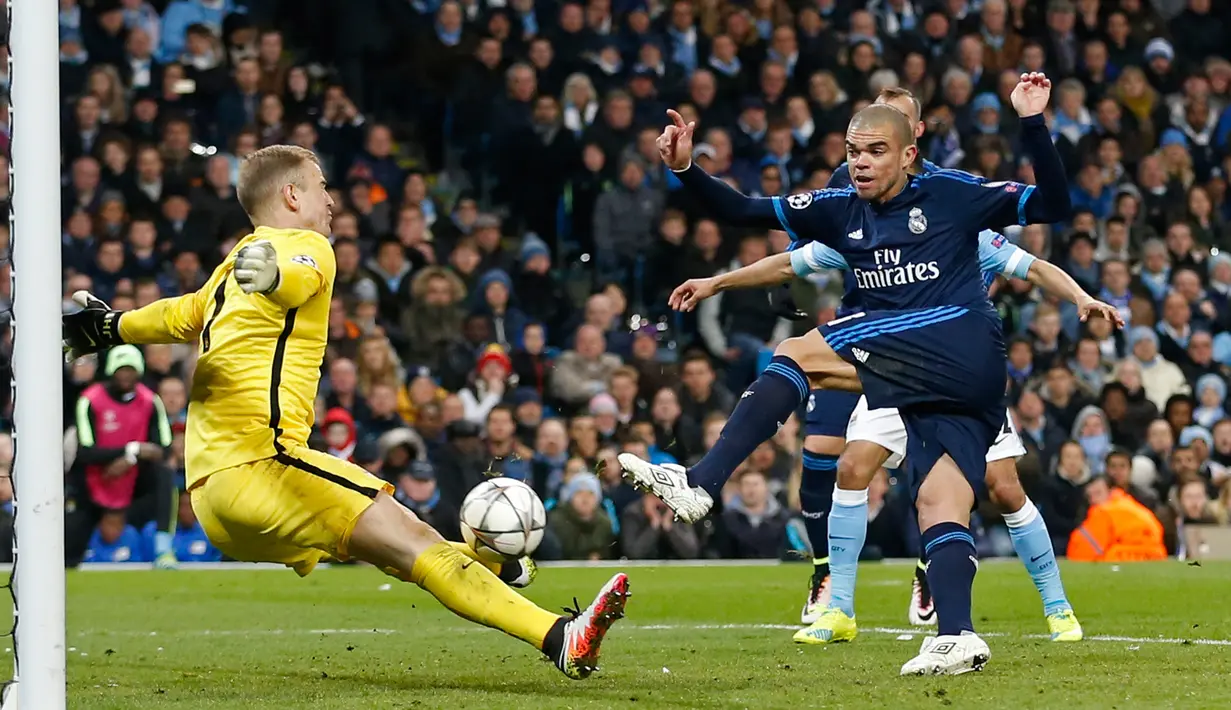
[237,144,321,220]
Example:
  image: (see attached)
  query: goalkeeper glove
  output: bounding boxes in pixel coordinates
[62,291,124,361]
[233,240,281,294]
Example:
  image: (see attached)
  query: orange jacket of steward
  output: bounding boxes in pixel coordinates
[1067,488,1167,562]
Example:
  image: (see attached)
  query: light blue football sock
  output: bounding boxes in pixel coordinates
[154,531,173,557]
[827,485,869,618]
[1004,498,1071,615]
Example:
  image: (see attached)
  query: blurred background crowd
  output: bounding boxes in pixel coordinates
[10,0,1231,564]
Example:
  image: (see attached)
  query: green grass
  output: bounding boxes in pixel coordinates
[48,560,1231,709]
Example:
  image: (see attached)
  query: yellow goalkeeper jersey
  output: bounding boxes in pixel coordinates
[118,226,336,487]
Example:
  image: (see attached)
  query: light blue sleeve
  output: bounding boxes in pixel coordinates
[790,242,849,277]
[977,230,1035,280]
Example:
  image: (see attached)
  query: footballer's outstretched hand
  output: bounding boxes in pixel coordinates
[233,240,281,294]
[63,291,123,362]
[1077,296,1126,328]
[669,278,718,312]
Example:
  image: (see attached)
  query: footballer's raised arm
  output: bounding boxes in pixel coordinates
[1015,113,1071,223]
[672,163,787,231]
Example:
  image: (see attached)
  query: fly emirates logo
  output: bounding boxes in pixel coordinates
[851,248,940,290]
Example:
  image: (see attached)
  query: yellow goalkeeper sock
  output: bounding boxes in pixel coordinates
[403,541,558,649]
[445,541,504,576]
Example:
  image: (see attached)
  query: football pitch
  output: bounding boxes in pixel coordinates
[53,560,1231,709]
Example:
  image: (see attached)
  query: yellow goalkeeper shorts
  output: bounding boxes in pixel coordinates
[189,445,394,576]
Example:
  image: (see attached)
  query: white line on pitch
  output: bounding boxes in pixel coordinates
[625,623,1231,646]
[75,628,400,637]
[70,624,1231,647]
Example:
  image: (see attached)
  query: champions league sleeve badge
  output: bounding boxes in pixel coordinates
[908,207,928,234]
[787,192,814,209]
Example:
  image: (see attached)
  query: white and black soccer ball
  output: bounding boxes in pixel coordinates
[459,477,547,563]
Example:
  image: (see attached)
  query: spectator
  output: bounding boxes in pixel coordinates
[322,407,358,461]
[159,0,238,63]
[1105,447,1160,511]
[511,388,544,446]
[1193,374,1227,429]
[400,267,467,373]
[593,154,664,282]
[548,472,615,560]
[678,351,736,427]
[1041,363,1093,434]
[1156,291,1194,365]
[552,325,621,410]
[324,358,372,426]
[392,455,460,541]
[608,366,646,426]
[472,269,529,349]
[459,345,515,425]
[1072,405,1113,475]
[66,346,175,568]
[1042,440,1094,550]
[356,335,408,408]
[1099,381,1153,447]
[531,418,570,498]
[622,493,701,560]
[439,313,494,392]
[85,510,148,563]
[1173,476,1226,529]
[1127,326,1191,409]
[514,236,570,335]
[721,470,791,559]
[1180,426,1229,499]
[1067,476,1167,561]
[215,58,262,151]
[698,235,792,390]
[361,383,409,442]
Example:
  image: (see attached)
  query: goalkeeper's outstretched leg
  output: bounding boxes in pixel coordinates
[348,493,629,680]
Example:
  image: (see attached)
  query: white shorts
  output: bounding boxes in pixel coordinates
[845,396,1026,469]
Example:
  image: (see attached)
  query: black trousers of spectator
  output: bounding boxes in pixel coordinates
[64,462,176,567]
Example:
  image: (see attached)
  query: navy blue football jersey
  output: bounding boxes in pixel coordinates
[772,171,1035,311]
[800,159,943,316]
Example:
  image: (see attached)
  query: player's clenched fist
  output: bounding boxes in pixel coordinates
[233,240,281,294]
[657,109,696,171]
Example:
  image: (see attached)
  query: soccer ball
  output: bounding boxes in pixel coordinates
[459,477,546,563]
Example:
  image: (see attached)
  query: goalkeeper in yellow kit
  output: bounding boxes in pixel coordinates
[61,145,628,679]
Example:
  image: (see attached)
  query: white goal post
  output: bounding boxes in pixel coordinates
[4,0,67,707]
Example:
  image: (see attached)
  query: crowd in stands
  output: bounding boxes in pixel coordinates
[27,0,1231,564]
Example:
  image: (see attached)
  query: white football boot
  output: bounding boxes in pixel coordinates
[908,572,937,626]
[800,573,832,625]
[900,632,991,676]
[609,453,713,523]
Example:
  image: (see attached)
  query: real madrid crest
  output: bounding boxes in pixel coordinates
[908,206,928,234]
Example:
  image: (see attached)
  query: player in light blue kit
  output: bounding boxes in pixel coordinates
[611,73,1078,674]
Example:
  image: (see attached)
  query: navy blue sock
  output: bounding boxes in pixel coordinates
[922,522,978,636]
[800,450,838,576]
[689,355,809,497]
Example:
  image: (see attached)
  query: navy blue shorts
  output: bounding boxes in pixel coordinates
[818,306,1007,496]
[804,389,860,438]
